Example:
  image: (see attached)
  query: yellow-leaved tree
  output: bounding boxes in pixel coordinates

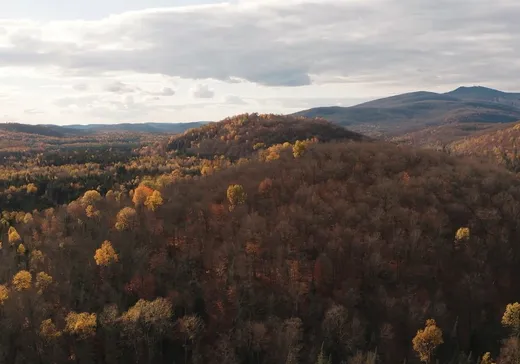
[94,241,119,266]
[121,297,172,334]
[115,207,138,231]
[227,184,247,211]
[455,227,470,242]
[26,183,38,194]
[36,272,53,294]
[65,312,97,339]
[81,190,102,206]
[480,352,496,364]
[412,319,444,363]
[293,140,307,158]
[132,185,154,207]
[13,270,32,291]
[0,285,9,304]
[502,302,520,336]
[23,213,33,225]
[29,250,45,271]
[85,205,100,219]
[8,226,21,246]
[144,190,164,212]
[17,243,26,255]
[40,319,62,341]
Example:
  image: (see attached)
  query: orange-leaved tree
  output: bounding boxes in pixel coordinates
[133,185,154,207]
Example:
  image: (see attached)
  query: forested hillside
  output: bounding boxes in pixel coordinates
[448,122,520,172]
[0,115,520,364]
[167,113,365,158]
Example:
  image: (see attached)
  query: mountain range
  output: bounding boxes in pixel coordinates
[294,86,520,137]
[0,121,209,137]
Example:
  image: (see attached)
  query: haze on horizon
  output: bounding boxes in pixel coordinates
[0,0,519,125]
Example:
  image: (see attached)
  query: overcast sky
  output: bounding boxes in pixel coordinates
[1,0,519,124]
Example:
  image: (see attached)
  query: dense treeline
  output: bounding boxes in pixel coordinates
[1,131,520,363]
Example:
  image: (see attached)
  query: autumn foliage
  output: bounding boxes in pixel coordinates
[413,319,444,363]
[0,116,519,363]
[94,240,119,266]
[12,270,32,291]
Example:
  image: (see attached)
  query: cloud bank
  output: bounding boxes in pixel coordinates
[0,0,519,123]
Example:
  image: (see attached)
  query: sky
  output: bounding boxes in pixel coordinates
[1,0,520,124]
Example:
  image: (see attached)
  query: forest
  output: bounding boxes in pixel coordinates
[1,113,520,364]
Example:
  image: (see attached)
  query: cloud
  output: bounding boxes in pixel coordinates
[103,81,137,94]
[72,83,89,91]
[0,0,519,89]
[24,108,44,114]
[191,84,215,99]
[54,95,101,108]
[2,0,520,125]
[149,87,175,96]
[224,95,247,105]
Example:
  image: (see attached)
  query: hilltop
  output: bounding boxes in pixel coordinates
[294,86,520,137]
[167,113,365,158]
[446,86,520,106]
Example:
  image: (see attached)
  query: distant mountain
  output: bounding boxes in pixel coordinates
[294,86,520,136]
[0,123,84,137]
[0,122,210,137]
[446,86,520,106]
[68,122,209,134]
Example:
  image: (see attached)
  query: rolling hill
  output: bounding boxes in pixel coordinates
[0,123,85,137]
[294,86,520,137]
[389,122,506,149]
[167,113,365,158]
[0,121,209,137]
[447,121,520,168]
[67,121,209,134]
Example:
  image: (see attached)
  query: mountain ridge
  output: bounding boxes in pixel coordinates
[293,86,520,136]
[0,121,211,136]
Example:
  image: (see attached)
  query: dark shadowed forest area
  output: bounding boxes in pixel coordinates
[1,114,520,364]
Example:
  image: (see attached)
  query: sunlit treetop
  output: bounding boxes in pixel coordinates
[8,227,21,246]
[145,190,164,212]
[13,270,32,291]
[0,285,9,305]
[455,227,470,242]
[81,190,102,206]
[94,240,119,266]
[132,185,154,207]
[412,319,444,363]
[65,312,97,339]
